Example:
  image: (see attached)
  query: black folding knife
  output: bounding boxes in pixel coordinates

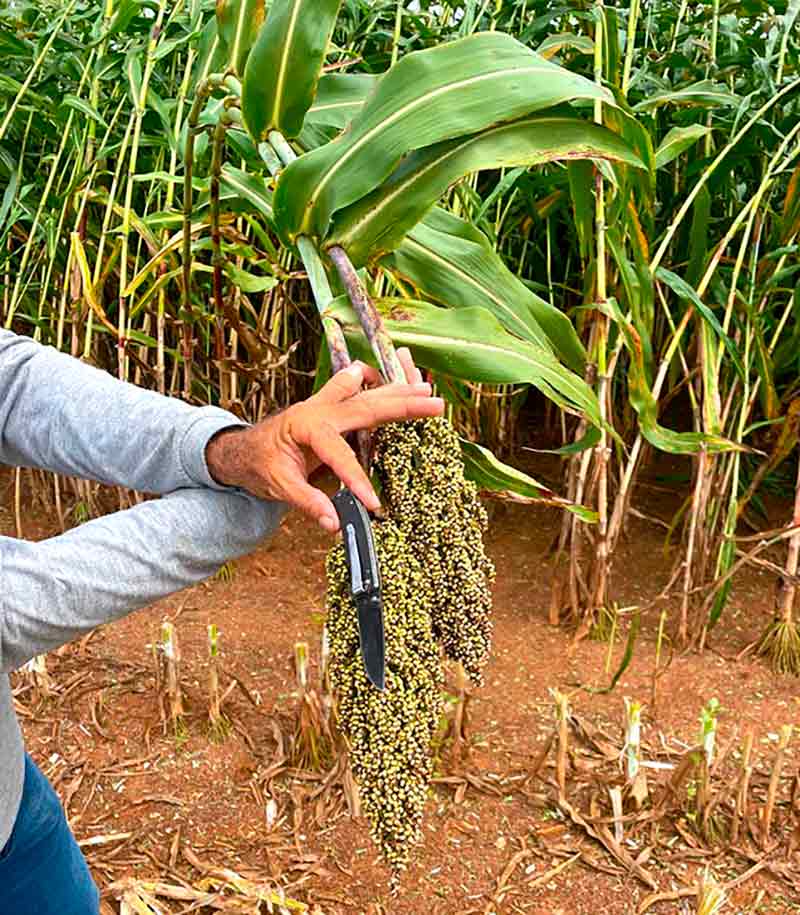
[332,488,386,691]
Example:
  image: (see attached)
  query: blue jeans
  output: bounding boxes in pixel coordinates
[0,754,99,914]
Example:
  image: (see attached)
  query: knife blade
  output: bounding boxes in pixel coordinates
[332,488,386,691]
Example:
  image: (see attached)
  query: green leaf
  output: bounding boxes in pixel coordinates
[601,297,743,455]
[328,115,642,265]
[603,103,656,202]
[303,73,377,130]
[604,6,621,87]
[586,609,641,694]
[216,0,266,76]
[125,50,142,106]
[633,80,738,113]
[785,0,800,33]
[460,439,597,520]
[0,30,31,57]
[655,267,745,381]
[526,427,602,455]
[384,207,586,372]
[0,168,19,233]
[752,318,780,422]
[537,32,594,58]
[567,160,594,262]
[106,0,141,38]
[296,121,339,152]
[146,88,174,149]
[686,184,711,288]
[606,228,654,378]
[327,295,604,427]
[654,124,712,169]
[224,262,278,292]
[708,539,735,629]
[193,15,227,87]
[274,31,613,242]
[474,166,527,224]
[242,0,343,140]
[59,94,107,127]
[219,164,274,222]
[781,162,800,244]
[152,30,200,62]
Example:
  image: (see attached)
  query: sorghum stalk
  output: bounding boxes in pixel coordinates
[258,137,352,374]
[209,119,228,374]
[118,0,169,380]
[588,0,611,617]
[160,621,184,731]
[758,453,800,675]
[328,245,406,383]
[208,623,227,741]
[182,75,222,396]
[699,698,720,767]
[624,697,642,781]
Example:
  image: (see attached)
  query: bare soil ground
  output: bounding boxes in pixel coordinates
[3,465,799,915]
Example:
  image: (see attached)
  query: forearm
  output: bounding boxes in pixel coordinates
[0,489,285,673]
[0,330,243,493]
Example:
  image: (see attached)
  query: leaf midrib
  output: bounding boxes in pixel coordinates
[337,117,573,249]
[309,100,364,113]
[339,319,577,393]
[223,171,273,214]
[271,0,303,128]
[231,1,251,69]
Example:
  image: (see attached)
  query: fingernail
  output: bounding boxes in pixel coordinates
[320,515,338,533]
[413,382,432,393]
[345,362,363,376]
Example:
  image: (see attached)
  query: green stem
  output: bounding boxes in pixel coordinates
[84,102,134,359]
[621,0,640,97]
[256,138,351,373]
[5,97,88,327]
[268,129,297,166]
[118,0,169,380]
[391,0,403,66]
[590,0,610,613]
[210,119,228,376]
[157,43,198,393]
[296,237,351,374]
[181,78,220,396]
[264,131,404,382]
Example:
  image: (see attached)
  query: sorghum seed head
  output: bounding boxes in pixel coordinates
[325,417,494,874]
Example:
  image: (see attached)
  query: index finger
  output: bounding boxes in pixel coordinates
[332,390,445,433]
[309,423,381,512]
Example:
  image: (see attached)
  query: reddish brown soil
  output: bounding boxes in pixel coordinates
[3,466,800,915]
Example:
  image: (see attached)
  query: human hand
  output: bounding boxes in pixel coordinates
[205,349,442,532]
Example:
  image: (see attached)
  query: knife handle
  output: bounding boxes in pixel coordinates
[332,488,380,594]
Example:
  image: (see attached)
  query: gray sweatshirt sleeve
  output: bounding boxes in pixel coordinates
[0,329,289,673]
[0,329,242,492]
[0,489,286,673]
